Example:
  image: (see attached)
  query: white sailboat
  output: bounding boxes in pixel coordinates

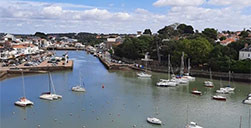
[175,52,189,84]
[15,71,34,107]
[204,68,214,87]
[183,58,195,81]
[156,54,177,87]
[40,73,62,100]
[185,105,203,128]
[137,53,152,78]
[72,72,86,92]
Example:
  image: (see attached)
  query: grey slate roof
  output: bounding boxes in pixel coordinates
[240,45,251,51]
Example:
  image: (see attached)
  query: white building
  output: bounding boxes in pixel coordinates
[239,44,251,60]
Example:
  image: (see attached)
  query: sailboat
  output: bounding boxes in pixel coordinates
[40,73,62,100]
[72,72,86,92]
[204,68,214,87]
[137,53,152,78]
[175,52,189,84]
[223,71,235,92]
[156,54,177,87]
[183,58,195,81]
[15,71,34,107]
[185,105,203,128]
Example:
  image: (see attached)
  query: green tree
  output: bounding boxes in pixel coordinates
[143,29,152,35]
[202,28,218,40]
[182,37,213,65]
[35,32,47,39]
[239,30,249,38]
[219,36,226,41]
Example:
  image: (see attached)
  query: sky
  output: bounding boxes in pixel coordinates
[0,0,251,34]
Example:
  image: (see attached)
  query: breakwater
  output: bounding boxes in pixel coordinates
[0,60,73,81]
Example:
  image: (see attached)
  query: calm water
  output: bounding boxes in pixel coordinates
[1,51,251,128]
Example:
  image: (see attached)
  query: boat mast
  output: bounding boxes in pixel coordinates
[168,54,171,80]
[21,71,26,98]
[228,71,231,86]
[249,109,250,128]
[239,116,242,128]
[188,58,191,75]
[210,68,212,82]
[186,104,188,124]
[49,73,56,94]
[48,72,51,93]
[180,52,184,76]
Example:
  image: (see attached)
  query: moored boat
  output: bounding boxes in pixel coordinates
[15,97,33,107]
[191,90,202,95]
[137,72,152,78]
[146,117,162,125]
[15,71,33,107]
[185,122,203,128]
[212,95,226,101]
[40,73,62,101]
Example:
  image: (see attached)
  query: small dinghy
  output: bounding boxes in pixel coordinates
[146,117,162,125]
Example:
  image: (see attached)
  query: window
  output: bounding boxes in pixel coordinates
[248,53,250,57]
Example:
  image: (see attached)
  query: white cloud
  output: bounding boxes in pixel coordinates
[153,0,205,7]
[0,0,250,34]
[42,6,63,16]
[208,0,251,7]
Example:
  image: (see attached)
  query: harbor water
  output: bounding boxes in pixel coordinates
[1,51,250,128]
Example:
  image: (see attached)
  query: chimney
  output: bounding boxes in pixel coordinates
[244,43,248,48]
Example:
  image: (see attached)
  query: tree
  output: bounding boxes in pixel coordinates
[177,24,194,34]
[143,29,152,35]
[35,32,47,39]
[182,37,213,65]
[184,25,194,34]
[219,36,226,41]
[202,28,218,40]
[239,30,249,38]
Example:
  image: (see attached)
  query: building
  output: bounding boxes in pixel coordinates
[239,44,251,60]
[105,36,122,49]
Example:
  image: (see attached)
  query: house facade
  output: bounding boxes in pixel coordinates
[239,44,251,60]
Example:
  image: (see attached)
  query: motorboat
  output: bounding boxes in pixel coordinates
[185,122,203,128]
[40,73,62,101]
[248,93,251,97]
[204,81,214,87]
[216,88,229,94]
[15,97,33,107]
[156,79,177,87]
[15,71,33,107]
[191,90,202,95]
[146,117,162,125]
[137,72,152,78]
[212,95,226,101]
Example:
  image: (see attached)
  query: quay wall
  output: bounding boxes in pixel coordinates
[98,55,251,83]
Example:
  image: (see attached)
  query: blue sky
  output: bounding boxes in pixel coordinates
[0,0,250,34]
